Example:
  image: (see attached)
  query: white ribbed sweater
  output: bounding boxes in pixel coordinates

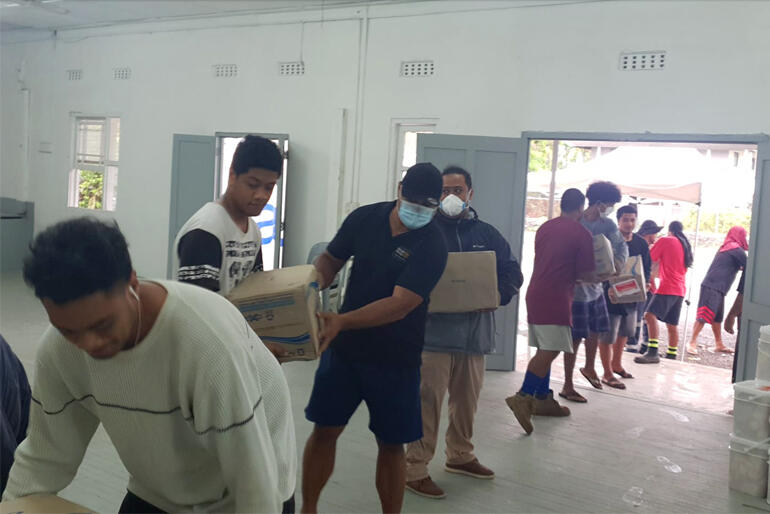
[3,280,296,513]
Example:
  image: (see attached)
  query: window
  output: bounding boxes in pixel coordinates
[68,117,120,211]
[389,121,436,198]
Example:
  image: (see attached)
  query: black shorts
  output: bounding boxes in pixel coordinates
[696,285,726,324]
[646,294,684,326]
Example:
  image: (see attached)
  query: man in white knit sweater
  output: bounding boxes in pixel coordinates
[3,218,296,513]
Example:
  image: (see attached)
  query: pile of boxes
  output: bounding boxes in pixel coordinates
[228,265,321,362]
[729,325,770,500]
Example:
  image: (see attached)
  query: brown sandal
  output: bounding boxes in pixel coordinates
[580,367,602,389]
[601,377,627,390]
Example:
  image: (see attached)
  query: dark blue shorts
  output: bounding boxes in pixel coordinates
[571,295,610,341]
[305,349,423,445]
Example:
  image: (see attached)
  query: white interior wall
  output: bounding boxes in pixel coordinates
[1,0,769,277]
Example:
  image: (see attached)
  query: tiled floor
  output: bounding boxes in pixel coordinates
[1,272,766,513]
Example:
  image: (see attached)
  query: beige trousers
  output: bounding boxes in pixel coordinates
[405,351,485,481]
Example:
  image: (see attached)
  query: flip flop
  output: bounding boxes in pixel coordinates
[601,377,627,390]
[715,347,734,354]
[559,391,587,403]
[613,369,634,379]
[580,367,602,389]
[685,347,698,355]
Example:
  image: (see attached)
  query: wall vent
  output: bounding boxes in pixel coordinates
[279,61,305,76]
[619,51,666,71]
[67,69,82,81]
[213,64,238,78]
[400,60,434,78]
[113,67,131,80]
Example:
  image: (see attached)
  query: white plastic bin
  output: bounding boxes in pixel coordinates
[729,435,769,497]
[758,337,770,382]
[733,380,770,441]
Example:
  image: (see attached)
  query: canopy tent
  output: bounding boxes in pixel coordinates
[527,146,706,204]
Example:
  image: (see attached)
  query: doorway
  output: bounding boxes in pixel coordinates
[519,132,767,414]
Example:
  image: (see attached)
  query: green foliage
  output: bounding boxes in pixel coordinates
[528,140,592,173]
[683,206,751,235]
[78,170,103,210]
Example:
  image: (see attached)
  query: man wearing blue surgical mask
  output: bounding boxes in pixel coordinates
[405,166,523,500]
[302,163,448,514]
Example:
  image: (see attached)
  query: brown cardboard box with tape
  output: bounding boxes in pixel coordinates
[429,251,499,313]
[228,265,320,362]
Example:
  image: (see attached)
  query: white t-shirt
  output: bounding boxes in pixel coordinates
[172,202,262,295]
[3,280,296,513]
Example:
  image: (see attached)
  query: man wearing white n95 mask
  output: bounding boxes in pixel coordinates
[405,166,523,500]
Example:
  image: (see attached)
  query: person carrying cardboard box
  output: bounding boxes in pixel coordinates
[505,189,596,434]
[4,218,296,513]
[301,163,448,514]
[561,181,628,403]
[598,204,652,389]
[172,135,286,359]
[404,166,523,500]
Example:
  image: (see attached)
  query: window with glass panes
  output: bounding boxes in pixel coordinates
[68,117,120,211]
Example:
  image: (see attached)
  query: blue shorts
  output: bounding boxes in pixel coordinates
[571,295,610,341]
[305,349,423,444]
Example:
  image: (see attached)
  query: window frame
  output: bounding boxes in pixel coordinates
[68,115,121,211]
[386,118,437,200]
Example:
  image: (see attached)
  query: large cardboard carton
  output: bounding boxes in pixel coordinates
[609,255,647,304]
[593,234,616,279]
[228,265,320,362]
[0,494,94,514]
[429,251,499,313]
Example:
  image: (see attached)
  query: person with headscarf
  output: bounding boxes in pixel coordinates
[686,226,748,355]
[635,221,693,364]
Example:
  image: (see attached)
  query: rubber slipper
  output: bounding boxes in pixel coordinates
[613,369,634,379]
[685,347,698,355]
[580,367,602,389]
[601,378,627,390]
[559,391,587,403]
[715,347,734,354]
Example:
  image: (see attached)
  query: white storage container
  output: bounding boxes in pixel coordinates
[733,380,770,441]
[758,337,770,382]
[729,435,769,498]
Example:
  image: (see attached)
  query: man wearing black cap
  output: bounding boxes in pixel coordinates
[626,220,663,353]
[301,163,449,514]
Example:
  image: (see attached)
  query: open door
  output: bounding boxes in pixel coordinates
[167,134,216,277]
[736,137,770,381]
[417,134,527,371]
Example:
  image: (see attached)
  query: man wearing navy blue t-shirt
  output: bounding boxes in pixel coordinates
[301,163,448,514]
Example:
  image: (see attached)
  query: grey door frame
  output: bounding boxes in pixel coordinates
[214,132,290,269]
[523,130,769,383]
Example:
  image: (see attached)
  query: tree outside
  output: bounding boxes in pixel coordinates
[77,170,104,210]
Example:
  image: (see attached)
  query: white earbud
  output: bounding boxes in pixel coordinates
[129,286,139,302]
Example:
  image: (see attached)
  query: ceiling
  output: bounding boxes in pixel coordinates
[0,0,400,32]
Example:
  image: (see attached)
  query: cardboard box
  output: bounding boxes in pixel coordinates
[593,234,616,279]
[429,251,499,313]
[1,494,94,514]
[609,255,647,304]
[256,322,320,363]
[228,265,320,362]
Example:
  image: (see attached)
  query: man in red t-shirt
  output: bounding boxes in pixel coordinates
[635,221,693,364]
[506,189,595,435]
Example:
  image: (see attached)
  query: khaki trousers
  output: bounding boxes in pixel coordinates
[405,351,485,481]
